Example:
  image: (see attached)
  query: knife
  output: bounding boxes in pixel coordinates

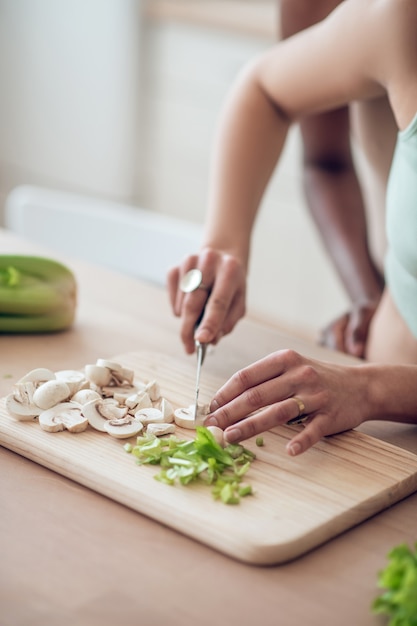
[178,268,209,422]
[193,339,207,421]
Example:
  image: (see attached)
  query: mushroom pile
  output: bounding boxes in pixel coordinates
[5,358,207,439]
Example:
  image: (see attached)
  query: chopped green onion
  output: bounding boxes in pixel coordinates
[125,426,256,504]
[372,541,417,624]
[256,436,264,447]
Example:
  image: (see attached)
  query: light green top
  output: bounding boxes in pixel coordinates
[385,111,417,338]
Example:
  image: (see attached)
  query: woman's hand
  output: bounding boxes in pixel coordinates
[204,349,370,455]
[319,299,380,358]
[167,247,247,354]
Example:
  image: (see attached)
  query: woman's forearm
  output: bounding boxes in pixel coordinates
[304,162,384,303]
[365,362,417,423]
[202,66,290,270]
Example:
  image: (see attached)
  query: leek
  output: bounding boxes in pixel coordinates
[126,426,256,504]
[0,255,77,333]
[372,542,417,625]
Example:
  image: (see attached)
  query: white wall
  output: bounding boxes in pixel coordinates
[0,0,143,220]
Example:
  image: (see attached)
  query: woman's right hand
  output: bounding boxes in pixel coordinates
[167,247,247,354]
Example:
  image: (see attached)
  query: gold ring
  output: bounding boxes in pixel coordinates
[180,269,210,293]
[287,396,309,425]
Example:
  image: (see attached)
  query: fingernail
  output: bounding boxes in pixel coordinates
[286,442,302,456]
[204,417,218,427]
[347,339,359,353]
[196,328,211,343]
[224,428,242,443]
[209,399,219,412]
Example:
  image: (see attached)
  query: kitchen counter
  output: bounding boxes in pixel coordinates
[1,227,416,626]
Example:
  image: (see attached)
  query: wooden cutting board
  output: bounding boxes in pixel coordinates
[1,351,417,565]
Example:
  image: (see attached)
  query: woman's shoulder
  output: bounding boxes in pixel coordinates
[375,0,417,43]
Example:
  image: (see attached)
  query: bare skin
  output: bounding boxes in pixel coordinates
[279,0,387,358]
[205,348,417,456]
[366,291,417,365]
[167,0,417,454]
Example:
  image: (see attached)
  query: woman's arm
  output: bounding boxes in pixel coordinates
[168,0,408,353]
[204,348,417,456]
[280,0,385,357]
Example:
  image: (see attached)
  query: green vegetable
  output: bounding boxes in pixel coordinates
[126,426,256,504]
[256,436,264,447]
[372,542,417,625]
[0,255,77,333]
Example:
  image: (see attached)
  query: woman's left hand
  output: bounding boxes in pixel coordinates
[319,299,381,358]
[204,349,370,456]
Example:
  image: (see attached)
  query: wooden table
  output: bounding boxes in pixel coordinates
[1,227,416,626]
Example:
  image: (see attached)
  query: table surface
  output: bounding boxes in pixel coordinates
[1,227,416,626]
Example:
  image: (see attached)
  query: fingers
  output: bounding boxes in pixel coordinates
[207,389,326,455]
[319,302,379,359]
[172,254,200,317]
[168,248,247,353]
[205,350,325,443]
[319,314,349,352]
[204,349,364,456]
[194,254,245,344]
[209,350,297,413]
[285,414,328,456]
[345,304,377,358]
[222,398,306,445]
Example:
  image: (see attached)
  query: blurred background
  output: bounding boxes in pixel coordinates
[0,0,360,339]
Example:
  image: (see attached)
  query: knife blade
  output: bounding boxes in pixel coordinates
[178,269,210,422]
[193,339,207,421]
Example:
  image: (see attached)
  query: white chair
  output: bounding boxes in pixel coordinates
[5,185,203,286]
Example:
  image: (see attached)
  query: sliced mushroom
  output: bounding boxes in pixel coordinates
[38,402,87,433]
[125,391,152,412]
[71,388,101,405]
[6,382,42,421]
[158,398,174,423]
[84,364,112,387]
[197,404,210,417]
[103,415,143,439]
[95,358,123,373]
[174,404,209,429]
[94,360,134,386]
[206,425,225,447]
[174,407,196,429]
[55,369,89,395]
[33,379,71,410]
[144,379,161,402]
[18,368,56,386]
[5,359,175,442]
[97,402,128,420]
[12,381,36,405]
[134,407,165,426]
[101,383,138,399]
[82,398,127,432]
[88,382,103,395]
[111,367,135,386]
[146,423,175,437]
